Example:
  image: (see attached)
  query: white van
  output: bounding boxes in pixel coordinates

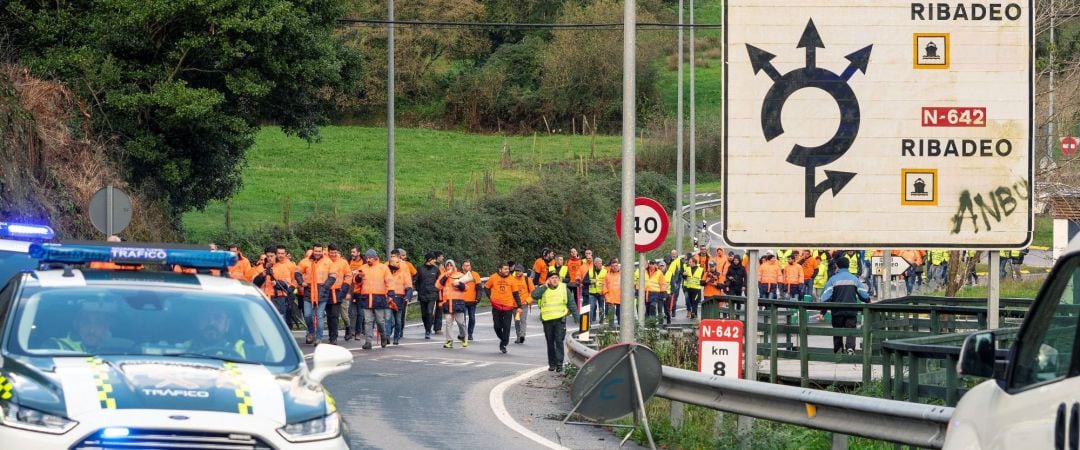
[945,237,1080,449]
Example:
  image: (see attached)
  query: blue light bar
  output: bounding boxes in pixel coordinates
[29,243,238,269]
[0,222,56,240]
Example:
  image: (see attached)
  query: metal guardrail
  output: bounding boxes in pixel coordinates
[566,337,954,449]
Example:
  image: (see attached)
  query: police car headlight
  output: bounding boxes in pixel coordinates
[0,402,77,434]
[277,412,341,442]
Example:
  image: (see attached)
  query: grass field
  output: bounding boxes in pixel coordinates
[1034,215,1052,248]
[182,126,624,242]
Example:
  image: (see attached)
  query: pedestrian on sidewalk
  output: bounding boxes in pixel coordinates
[532,272,579,372]
[821,258,870,355]
[511,264,535,344]
[436,260,469,349]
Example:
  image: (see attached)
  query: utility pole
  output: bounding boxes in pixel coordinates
[688,0,697,245]
[619,0,638,343]
[1047,7,1056,163]
[674,0,685,256]
[386,0,396,255]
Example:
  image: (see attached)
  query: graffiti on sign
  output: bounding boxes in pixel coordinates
[950,178,1029,234]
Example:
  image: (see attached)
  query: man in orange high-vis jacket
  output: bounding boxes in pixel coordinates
[295,244,336,346]
[340,246,363,341]
[601,259,622,326]
[799,250,819,301]
[459,260,482,341]
[226,244,251,280]
[782,256,805,300]
[758,251,782,299]
[436,260,469,349]
[533,248,554,287]
[511,263,535,345]
[250,246,297,320]
[355,248,395,350]
[385,249,414,345]
[324,244,351,345]
[486,261,522,353]
[702,260,725,310]
[566,248,584,309]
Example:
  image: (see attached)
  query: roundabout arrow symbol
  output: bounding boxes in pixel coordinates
[748,19,871,217]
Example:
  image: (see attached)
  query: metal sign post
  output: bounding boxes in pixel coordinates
[988,252,1000,329]
[738,249,759,444]
[618,0,638,344]
[616,197,670,329]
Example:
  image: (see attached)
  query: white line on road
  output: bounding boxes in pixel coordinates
[489,366,572,450]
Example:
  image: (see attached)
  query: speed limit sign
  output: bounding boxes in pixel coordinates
[615,197,670,252]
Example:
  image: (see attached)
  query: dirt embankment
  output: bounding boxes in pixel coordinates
[0,65,176,241]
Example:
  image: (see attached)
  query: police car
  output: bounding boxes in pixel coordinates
[0,242,352,449]
[945,237,1080,449]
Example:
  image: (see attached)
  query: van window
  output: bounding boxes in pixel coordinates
[1009,257,1080,390]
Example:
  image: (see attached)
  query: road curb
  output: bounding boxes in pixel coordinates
[490,367,572,450]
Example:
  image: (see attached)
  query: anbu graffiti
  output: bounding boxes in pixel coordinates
[950,178,1029,234]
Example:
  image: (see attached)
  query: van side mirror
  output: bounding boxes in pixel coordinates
[309,344,353,383]
[959,331,997,378]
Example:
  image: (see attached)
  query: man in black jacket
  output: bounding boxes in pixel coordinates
[414,252,442,339]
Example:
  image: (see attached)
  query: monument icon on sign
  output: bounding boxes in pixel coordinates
[746,18,872,217]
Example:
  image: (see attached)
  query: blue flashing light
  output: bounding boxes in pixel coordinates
[29,243,238,269]
[102,427,130,438]
[0,222,56,240]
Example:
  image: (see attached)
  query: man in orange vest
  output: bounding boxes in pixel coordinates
[250,246,296,318]
[567,248,584,309]
[486,261,523,353]
[324,244,351,345]
[759,251,782,299]
[227,244,251,280]
[511,263,535,344]
[355,248,395,349]
[602,259,622,325]
[459,260,482,342]
[533,248,554,286]
[782,256,805,300]
[386,249,414,345]
[295,244,336,345]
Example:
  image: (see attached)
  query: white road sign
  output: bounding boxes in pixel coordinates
[871,255,911,276]
[723,0,1032,248]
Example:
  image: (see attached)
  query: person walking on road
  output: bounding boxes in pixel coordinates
[325,244,351,345]
[296,244,336,345]
[485,262,522,353]
[511,263,535,344]
[682,257,704,319]
[642,260,669,322]
[821,258,870,355]
[602,259,622,325]
[414,252,441,339]
[532,272,579,372]
[582,257,605,324]
[356,249,395,349]
[437,260,469,349]
[532,248,554,287]
[460,260,482,341]
[386,249,414,345]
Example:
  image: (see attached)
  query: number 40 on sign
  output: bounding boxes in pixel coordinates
[698,319,744,379]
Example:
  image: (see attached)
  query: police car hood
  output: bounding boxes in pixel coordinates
[35,356,332,425]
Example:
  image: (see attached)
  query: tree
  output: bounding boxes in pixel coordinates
[3,0,362,213]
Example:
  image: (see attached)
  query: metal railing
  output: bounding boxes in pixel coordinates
[880,329,1017,406]
[566,337,954,448]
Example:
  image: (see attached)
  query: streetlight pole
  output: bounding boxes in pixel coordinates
[674,0,685,256]
[386,0,396,255]
[688,0,697,245]
[619,0,638,343]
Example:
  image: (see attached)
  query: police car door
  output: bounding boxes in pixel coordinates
[982,259,1080,450]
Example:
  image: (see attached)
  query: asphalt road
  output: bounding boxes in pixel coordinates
[301,306,561,450]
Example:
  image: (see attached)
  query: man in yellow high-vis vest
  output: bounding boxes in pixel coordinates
[531,272,579,373]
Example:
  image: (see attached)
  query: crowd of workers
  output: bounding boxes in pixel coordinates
[212,242,1029,369]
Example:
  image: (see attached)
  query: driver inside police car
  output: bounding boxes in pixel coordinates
[184,304,247,359]
[50,310,112,353]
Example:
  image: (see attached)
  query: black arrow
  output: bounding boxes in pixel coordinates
[746,44,781,82]
[797,19,824,70]
[805,168,856,217]
[841,45,873,81]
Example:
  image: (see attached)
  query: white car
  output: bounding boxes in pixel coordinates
[0,243,352,449]
[946,237,1080,449]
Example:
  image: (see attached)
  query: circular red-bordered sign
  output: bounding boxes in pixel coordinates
[615,197,670,253]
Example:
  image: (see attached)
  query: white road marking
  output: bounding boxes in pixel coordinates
[489,366,571,450]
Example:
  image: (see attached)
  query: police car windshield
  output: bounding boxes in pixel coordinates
[0,249,35,286]
[6,286,300,368]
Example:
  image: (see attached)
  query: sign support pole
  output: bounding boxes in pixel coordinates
[638,253,647,326]
[882,251,892,300]
[618,0,638,343]
[988,252,1000,329]
[105,186,114,236]
[738,249,758,446]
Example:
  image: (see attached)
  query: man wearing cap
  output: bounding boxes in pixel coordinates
[511,263,535,344]
[582,256,606,324]
[414,252,441,339]
[532,272,579,372]
[682,256,704,319]
[355,248,395,349]
[642,259,669,321]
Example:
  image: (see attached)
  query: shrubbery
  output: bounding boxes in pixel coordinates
[214,170,675,272]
